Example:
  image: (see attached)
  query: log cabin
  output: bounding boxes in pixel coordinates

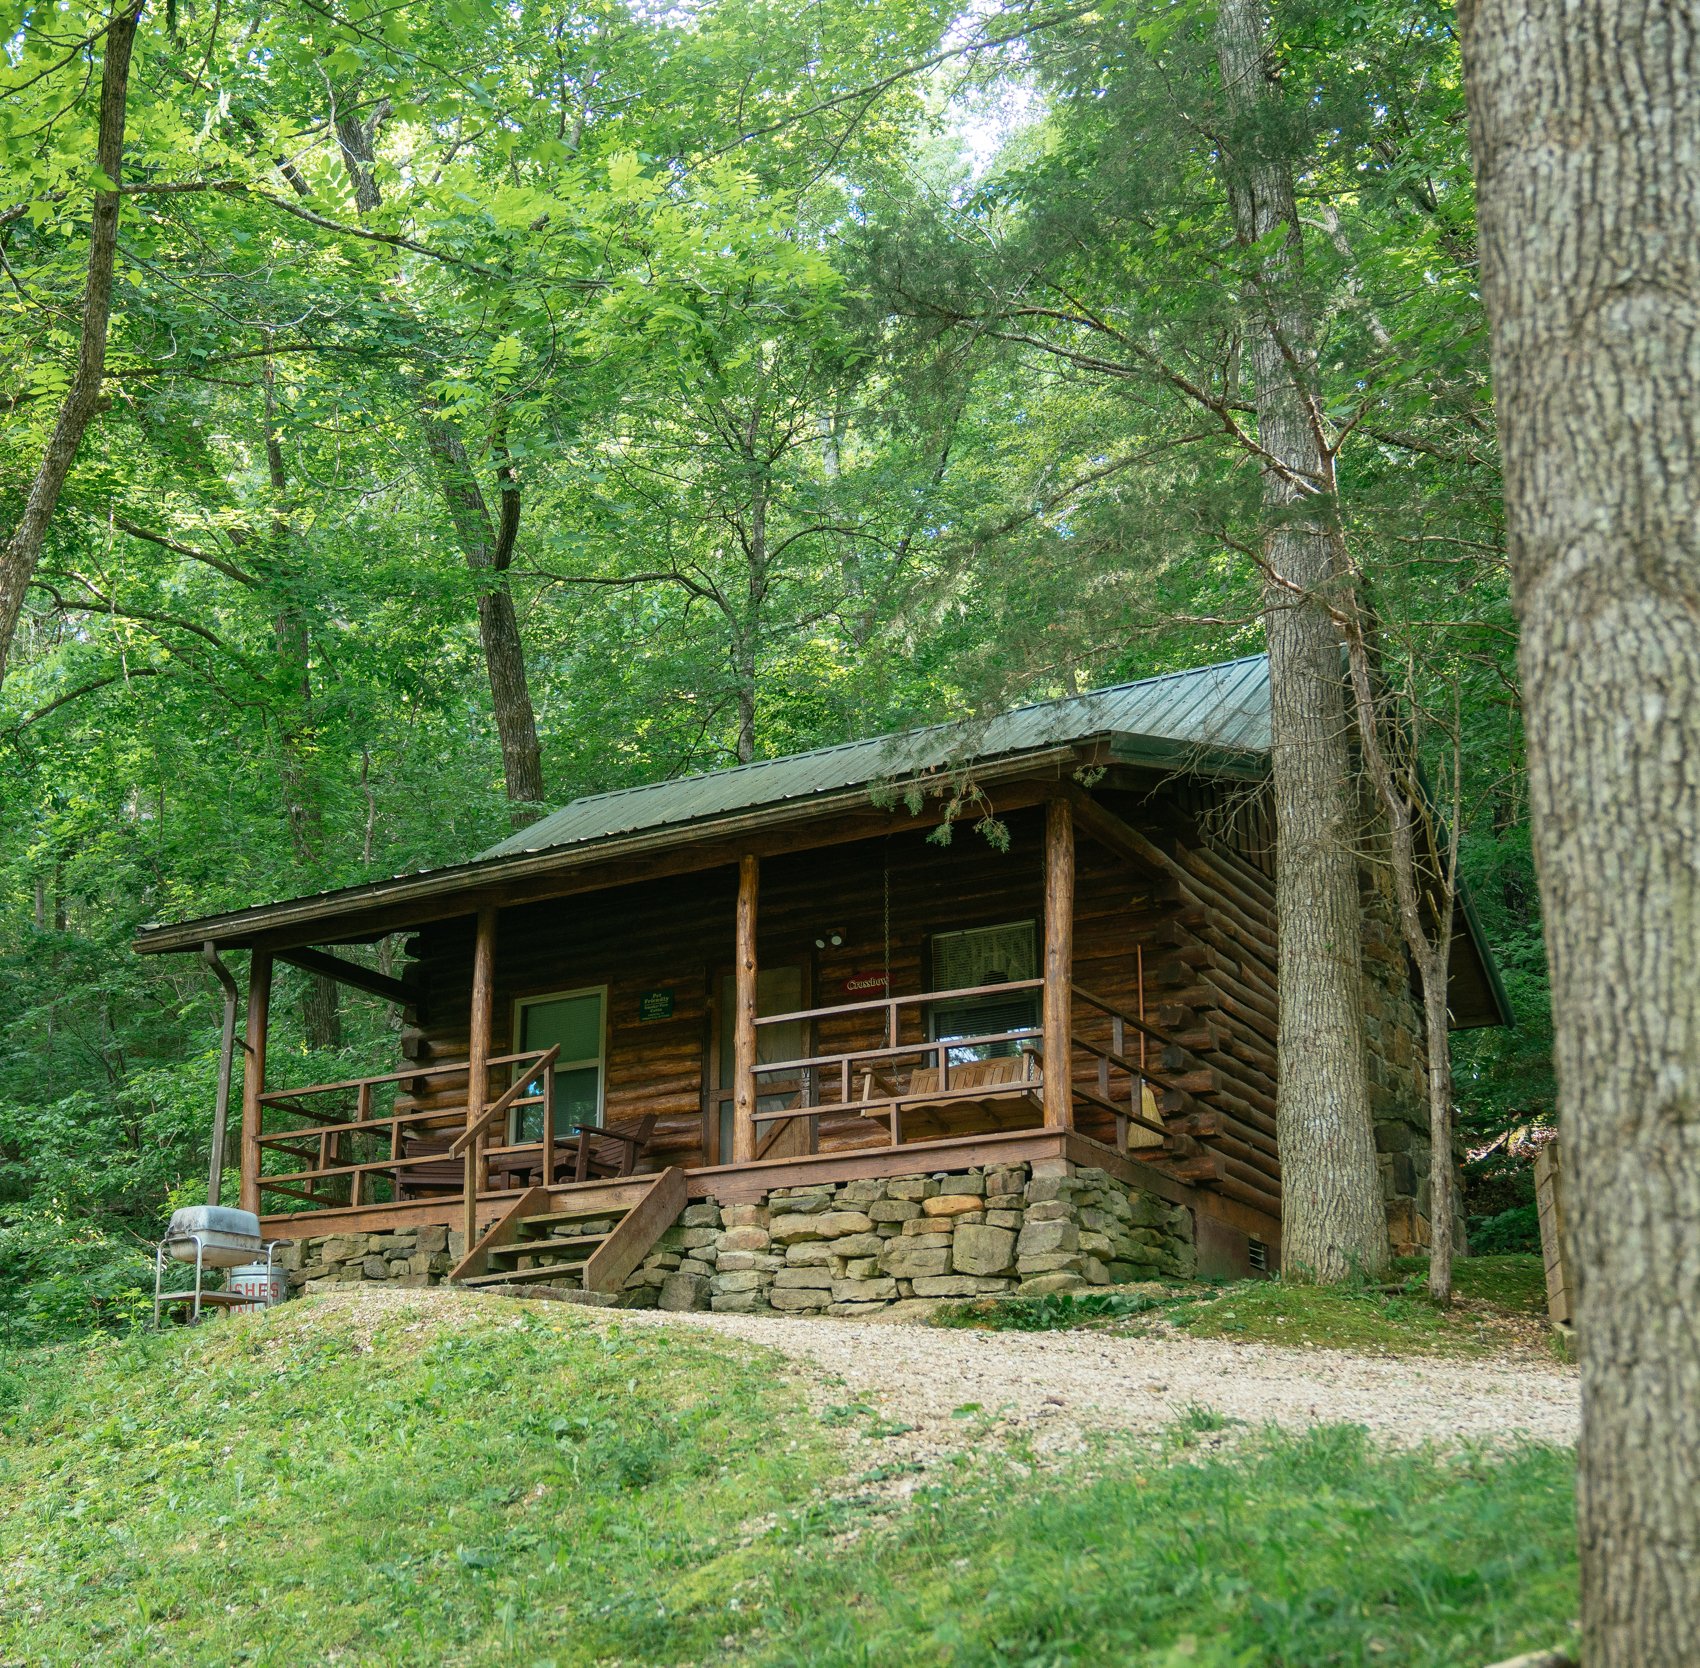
[133,654,1511,1308]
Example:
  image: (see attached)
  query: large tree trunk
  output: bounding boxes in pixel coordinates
[1459,5,1700,1662]
[418,408,546,819]
[1215,0,1386,1281]
[0,1,142,690]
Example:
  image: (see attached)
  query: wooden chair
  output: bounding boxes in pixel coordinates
[563,1114,659,1182]
[394,1131,542,1199]
[857,1046,1045,1142]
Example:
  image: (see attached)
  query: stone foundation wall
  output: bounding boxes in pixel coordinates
[624,1161,1195,1317]
[276,1224,465,1293]
[266,1162,1194,1313]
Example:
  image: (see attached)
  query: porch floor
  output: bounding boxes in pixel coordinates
[259,1127,1273,1244]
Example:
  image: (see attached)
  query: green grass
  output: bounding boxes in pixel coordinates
[1406,1253,1550,1315]
[0,1295,836,1666]
[931,1287,1175,1331]
[0,1290,1577,1667]
[933,1255,1552,1358]
[731,1425,1578,1668]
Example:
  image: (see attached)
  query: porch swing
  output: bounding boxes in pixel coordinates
[854,846,1048,1143]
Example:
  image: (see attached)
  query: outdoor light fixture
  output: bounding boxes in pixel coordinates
[813,931,845,949]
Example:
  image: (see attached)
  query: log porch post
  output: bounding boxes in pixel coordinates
[238,950,272,1214]
[463,905,498,1252]
[732,853,760,1164]
[1042,796,1075,1129]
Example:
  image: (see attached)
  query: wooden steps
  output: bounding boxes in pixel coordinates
[448,1168,687,1300]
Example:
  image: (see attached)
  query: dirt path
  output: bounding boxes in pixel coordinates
[610,1306,1579,1462]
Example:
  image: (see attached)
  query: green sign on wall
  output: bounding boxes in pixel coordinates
[638,988,675,1022]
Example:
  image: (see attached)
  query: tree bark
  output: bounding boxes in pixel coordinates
[331,85,388,214]
[1460,4,1700,1661]
[1215,0,1386,1281]
[1341,631,1461,1302]
[0,1,143,691]
[733,640,758,766]
[418,406,546,818]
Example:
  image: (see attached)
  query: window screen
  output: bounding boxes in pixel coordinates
[930,921,1038,1060]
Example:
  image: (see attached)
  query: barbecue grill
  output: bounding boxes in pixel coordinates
[154,1205,285,1325]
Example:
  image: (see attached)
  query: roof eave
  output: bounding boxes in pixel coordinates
[1106,733,1269,780]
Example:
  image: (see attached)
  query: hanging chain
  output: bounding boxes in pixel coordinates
[882,836,892,998]
[884,839,897,1047]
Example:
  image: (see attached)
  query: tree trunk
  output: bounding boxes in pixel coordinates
[733,649,757,766]
[331,84,387,214]
[1419,955,1455,1302]
[325,102,545,827]
[1215,0,1385,1281]
[262,358,340,1051]
[1461,4,1700,1661]
[0,1,143,690]
[418,407,546,819]
[1339,626,1462,1302]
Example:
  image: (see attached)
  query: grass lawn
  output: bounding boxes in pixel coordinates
[0,1290,1576,1667]
[728,1419,1578,1668]
[933,1254,1556,1358]
[0,1294,838,1666]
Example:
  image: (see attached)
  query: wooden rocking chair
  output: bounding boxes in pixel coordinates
[562,1114,660,1182]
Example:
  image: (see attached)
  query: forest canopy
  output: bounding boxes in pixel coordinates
[0,0,1548,1338]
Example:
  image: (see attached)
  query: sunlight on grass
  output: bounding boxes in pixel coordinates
[0,1286,1576,1667]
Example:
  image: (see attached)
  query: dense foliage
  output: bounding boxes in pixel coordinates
[1,0,1552,1338]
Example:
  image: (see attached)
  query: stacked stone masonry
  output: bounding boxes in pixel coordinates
[277,1224,466,1293]
[627,1161,1195,1317]
[268,1163,1194,1313]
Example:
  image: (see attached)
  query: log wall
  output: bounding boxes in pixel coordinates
[362,783,1298,1238]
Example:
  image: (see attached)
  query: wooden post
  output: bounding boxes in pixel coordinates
[1043,796,1075,1129]
[541,1066,556,1187]
[732,853,759,1164]
[463,905,497,1252]
[239,950,271,1215]
[350,1081,370,1208]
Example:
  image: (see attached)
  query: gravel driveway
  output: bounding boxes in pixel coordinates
[611,1307,1580,1458]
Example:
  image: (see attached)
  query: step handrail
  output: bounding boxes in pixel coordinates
[583,1167,687,1295]
[449,1045,560,1158]
[446,1185,550,1283]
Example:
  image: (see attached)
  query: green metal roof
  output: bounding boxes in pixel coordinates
[482,655,1272,861]
[127,647,1511,1029]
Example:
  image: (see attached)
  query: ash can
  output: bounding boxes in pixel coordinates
[226,1261,287,1311]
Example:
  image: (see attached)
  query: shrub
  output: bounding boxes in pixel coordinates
[0,1209,153,1349]
[1470,1203,1542,1255]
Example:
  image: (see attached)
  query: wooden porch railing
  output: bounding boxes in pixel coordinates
[751,978,1047,1145]
[1068,983,1184,1152]
[750,978,1203,1154]
[252,1047,560,1215]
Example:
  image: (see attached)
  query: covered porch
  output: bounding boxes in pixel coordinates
[218,788,1283,1256]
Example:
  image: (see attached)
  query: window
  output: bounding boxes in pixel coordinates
[511,987,606,1142]
[930,921,1039,1063]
